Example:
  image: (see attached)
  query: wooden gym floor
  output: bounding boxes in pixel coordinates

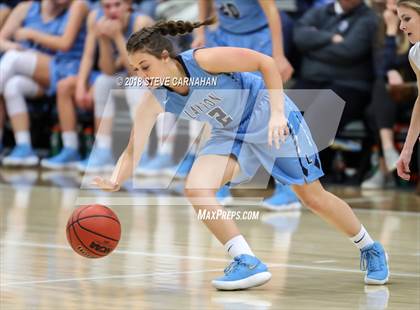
[0,169,419,309]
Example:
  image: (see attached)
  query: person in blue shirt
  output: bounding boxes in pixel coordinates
[40,0,153,171]
[0,0,89,167]
[93,19,390,291]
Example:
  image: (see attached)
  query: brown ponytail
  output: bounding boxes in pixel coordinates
[126,17,216,58]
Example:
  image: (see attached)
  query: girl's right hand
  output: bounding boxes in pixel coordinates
[92,177,121,192]
[75,83,88,107]
[383,9,399,35]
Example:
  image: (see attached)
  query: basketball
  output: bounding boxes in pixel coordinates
[66,204,121,258]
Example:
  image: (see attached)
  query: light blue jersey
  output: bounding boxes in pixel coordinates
[48,1,89,95]
[206,0,272,70]
[215,0,268,34]
[20,1,67,55]
[153,49,324,185]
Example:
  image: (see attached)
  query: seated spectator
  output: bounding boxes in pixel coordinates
[362,0,416,189]
[40,0,153,172]
[292,0,378,174]
[0,0,89,167]
[293,0,378,129]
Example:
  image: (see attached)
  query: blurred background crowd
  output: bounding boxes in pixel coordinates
[0,0,418,196]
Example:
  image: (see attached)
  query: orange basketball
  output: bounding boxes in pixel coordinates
[66,204,121,258]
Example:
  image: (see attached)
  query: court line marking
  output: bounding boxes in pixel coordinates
[1,240,418,287]
[1,269,221,287]
[313,260,337,264]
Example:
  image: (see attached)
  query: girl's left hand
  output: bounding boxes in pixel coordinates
[268,112,289,149]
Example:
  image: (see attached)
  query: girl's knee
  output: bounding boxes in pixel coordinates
[184,186,216,199]
[57,77,75,94]
[293,183,326,212]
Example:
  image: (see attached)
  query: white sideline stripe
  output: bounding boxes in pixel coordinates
[1,269,221,287]
[344,197,391,204]
[1,240,418,287]
[74,196,390,205]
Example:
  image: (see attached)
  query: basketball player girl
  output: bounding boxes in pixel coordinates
[191,0,300,211]
[93,19,389,290]
[396,0,420,181]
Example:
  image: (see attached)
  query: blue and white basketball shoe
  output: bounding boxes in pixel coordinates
[163,153,195,179]
[41,147,80,169]
[260,183,302,211]
[212,254,272,290]
[2,144,39,167]
[360,242,389,285]
[135,153,173,176]
[77,147,114,173]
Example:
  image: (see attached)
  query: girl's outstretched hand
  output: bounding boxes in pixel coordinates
[92,177,120,192]
[268,112,289,149]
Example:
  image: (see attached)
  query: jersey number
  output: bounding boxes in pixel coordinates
[208,107,233,127]
[219,3,240,18]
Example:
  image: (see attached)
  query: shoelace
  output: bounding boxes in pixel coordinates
[360,248,381,272]
[224,256,254,275]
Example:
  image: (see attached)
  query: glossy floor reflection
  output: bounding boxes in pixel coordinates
[0,172,419,309]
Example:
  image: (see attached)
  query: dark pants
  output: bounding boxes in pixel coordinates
[365,79,415,155]
[293,79,371,131]
[293,79,372,177]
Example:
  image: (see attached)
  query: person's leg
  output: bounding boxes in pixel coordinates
[0,51,39,94]
[78,74,115,172]
[370,79,399,171]
[185,154,271,290]
[41,76,81,169]
[362,81,398,188]
[362,91,388,189]
[2,76,43,166]
[170,119,205,179]
[292,180,389,284]
[185,154,242,243]
[136,112,176,175]
[32,53,51,89]
[124,87,153,169]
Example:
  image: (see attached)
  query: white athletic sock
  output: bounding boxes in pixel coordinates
[158,138,173,155]
[224,235,254,258]
[156,113,175,155]
[62,131,78,149]
[95,134,112,149]
[350,225,374,250]
[15,131,30,145]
